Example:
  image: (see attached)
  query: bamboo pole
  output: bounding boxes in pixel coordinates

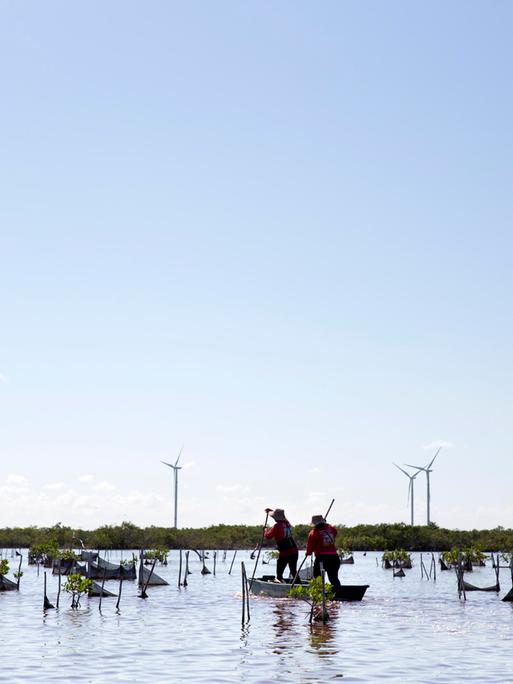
[140,558,157,598]
[249,511,269,588]
[228,550,237,575]
[243,562,250,621]
[241,562,246,625]
[43,572,54,610]
[98,568,107,612]
[321,563,327,624]
[213,551,217,576]
[184,551,189,587]
[16,553,22,590]
[116,577,123,611]
[178,549,183,588]
[56,572,61,609]
[138,550,144,588]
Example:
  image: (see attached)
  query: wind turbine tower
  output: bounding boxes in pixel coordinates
[405,447,442,525]
[393,463,419,526]
[161,446,184,529]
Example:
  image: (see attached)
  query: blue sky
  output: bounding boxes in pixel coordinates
[1,1,512,530]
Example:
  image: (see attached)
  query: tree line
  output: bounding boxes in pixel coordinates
[0,521,512,552]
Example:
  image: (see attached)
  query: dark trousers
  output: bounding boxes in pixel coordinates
[313,554,341,587]
[276,552,299,581]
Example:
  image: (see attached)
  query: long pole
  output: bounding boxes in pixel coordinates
[291,498,335,588]
[228,550,238,575]
[249,511,269,588]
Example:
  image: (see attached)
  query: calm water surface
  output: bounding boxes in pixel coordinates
[1,550,513,683]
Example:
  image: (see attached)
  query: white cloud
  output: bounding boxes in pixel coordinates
[310,467,321,474]
[0,372,7,383]
[183,460,196,470]
[78,474,95,483]
[43,482,66,491]
[93,481,116,492]
[423,440,454,450]
[0,481,170,528]
[5,474,29,486]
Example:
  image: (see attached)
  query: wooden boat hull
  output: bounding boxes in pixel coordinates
[250,578,369,601]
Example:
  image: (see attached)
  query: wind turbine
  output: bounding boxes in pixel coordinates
[393,463,419,526]
[161,445,184,529]
[405,447,441,525]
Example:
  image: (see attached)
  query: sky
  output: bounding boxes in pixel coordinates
[1,1,512,531]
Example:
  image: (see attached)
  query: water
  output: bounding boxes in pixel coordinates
[1,550,513,682]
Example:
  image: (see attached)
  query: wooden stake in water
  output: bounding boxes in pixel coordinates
[213,551,217,576]
[140,558,157,599]
[99,568,107,612]
[56,572,61,609]
[178,549,183,588]
[241,562,250,625]
[138,550,144,588]
[429,552,437,582]
[43,572,54,610]
[228,550,238,575]
[241,562,246,625]
[320,563,328,624]
[16,552,22,590]
[116,576,123,611]
[184,551,189,587]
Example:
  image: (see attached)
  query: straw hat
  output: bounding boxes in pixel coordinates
[310,515,326,526]
[270,508,287,522]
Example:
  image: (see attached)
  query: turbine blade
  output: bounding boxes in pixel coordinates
[393,463,410,477]
[404,463,425,471]
[427,447,442,470]
[161,460,174,468]
[175,445,184,467]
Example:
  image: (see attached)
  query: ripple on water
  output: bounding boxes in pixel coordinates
[3,551,513,682]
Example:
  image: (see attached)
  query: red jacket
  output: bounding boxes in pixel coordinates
[264,521,298,557]
[306,523,338,556]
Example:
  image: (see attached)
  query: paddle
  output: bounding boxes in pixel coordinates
[249,509,270,588]
[290,498,335,588]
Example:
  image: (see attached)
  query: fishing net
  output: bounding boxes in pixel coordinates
[0,575,17,591]
[88,557,136,580]
[139,564,169,586]
[88,581,117,597]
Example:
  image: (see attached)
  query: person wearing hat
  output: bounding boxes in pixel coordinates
[305,514,341,587]
[264,508,299,582]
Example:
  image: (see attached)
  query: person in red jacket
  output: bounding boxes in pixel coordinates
[305,514,341,587]
[264,508,299,582]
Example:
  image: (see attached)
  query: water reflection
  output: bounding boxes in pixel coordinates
[5,550,513,682]
[270,602,299,654]
[308,617,339,659]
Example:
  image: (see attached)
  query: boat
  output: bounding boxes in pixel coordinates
[249,577,369,601]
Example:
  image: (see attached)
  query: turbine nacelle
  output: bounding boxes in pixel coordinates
[161,460,182,471]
